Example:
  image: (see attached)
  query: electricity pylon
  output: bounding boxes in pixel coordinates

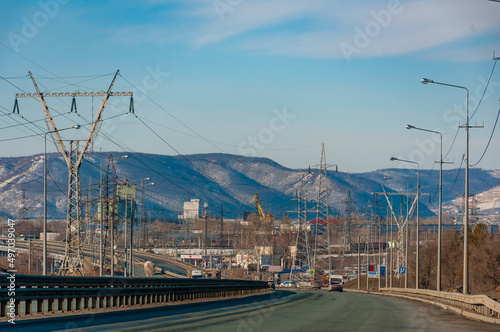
[310,143,337,273]
[375,187,429,276]
[341,189,355,257]
[16,70,132,276]
[289,172,313,282]
[102,156,118,276]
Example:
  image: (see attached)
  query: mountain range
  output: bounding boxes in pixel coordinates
[1,152,499,222]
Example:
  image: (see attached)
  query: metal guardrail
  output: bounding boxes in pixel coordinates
[380,288,500,324]
[1,240,202,278]
[0,275,268,319]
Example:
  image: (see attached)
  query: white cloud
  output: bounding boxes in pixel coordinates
[193,0,326,46]
[189,0,500,59]
[113,0,500,60]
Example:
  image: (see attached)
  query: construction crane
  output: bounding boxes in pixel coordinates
[251,194,272,223]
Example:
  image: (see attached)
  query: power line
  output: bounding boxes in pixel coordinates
[470,60,497,120]
[0,45,238,213]
[471,107,500,167]
[443,126,460,160]
[421,160,436,187]
[3,67,249,215]
[439,61,497,159]
[447,154,464,195]
[120,74,226,154]
[140,115,317,151]
[133,114,251,206]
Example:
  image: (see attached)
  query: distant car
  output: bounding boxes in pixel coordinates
[280,281,297,288]
[329,281,343,292]
[268,279,276,289]
[312,282,321,290]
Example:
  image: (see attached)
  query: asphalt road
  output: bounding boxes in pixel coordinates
[2,290,498,331]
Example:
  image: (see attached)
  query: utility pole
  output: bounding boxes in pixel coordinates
[124,194,128,277]
[220,205,224,253]
[366,239,369,290]
[16,70,133,276]
[204,203,208,256]
[378,217,381,290]
[129,193,134,277]
[420,76,487,294]
[357,235,361,290]
[342,191,355,260]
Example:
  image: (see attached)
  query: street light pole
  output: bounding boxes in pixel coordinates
[421,78,471,294]
[390,157,419,289]
[44,125,80,276]
[406,124,451,291]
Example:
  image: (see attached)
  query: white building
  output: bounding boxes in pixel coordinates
[183,199,200,219]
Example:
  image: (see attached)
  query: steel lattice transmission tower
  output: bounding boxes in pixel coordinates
[341,189,355,257]
[101,156,118,276]
[376,188,428,277]
[310,143,337,272]
[86,181,100,269]
[289,172,313,282]
[19,190,29,224]
[16,70,132,276]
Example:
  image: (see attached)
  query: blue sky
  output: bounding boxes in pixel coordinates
[1,0,499,173]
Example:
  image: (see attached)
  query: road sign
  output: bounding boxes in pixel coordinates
[380,266,386,277]
[399,267,406,275]
[309,270,315,276]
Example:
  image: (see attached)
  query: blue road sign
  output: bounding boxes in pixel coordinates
[399,267,406,274]
[380,266,386,277]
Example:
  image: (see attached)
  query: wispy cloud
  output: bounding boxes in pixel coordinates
[115,0,500,60]
[194,0,500,59]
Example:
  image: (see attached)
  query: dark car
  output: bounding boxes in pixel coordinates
[328,281,343,292]
[268,279,276,289]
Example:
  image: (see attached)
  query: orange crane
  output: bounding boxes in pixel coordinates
[251,194,273,223]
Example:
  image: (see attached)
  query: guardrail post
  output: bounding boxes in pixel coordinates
[48,298,55,312]
[24,299,31,315]
[37,299,44,313]
[59,298,66,312]
[15,300,20,317]
[79,297,85,310]
[74,297,80,311]
[1,300,6,317]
